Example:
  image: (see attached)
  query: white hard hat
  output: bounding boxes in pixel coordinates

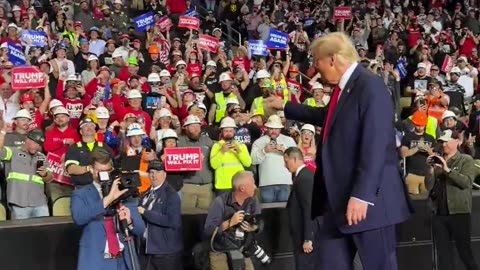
[95,106,110,119]
[301,124,315,134]
[113,0,122,4]
[127,89,142,99]
[450,67,461,74]
[225,98,239,105]
[161,129,178,140]
[147,73,161,82]
[112,50,123,59]
[187,102,207,112]
[7,23,18,31]
[220,117,237,129]
[183,114,202,127]
[0,42,7,49]
[219,72,232,82]
[311,82,324,90]
[175,60,187,68]
[14,109,32,120]
[126,123,145,137]
[49,99,63,109]
[441,110,457,121]
[256,69,270,79]
[158,108,172,118]
[159,69,171,77]
[265,115,284,129]
[66,74,78,81]
[12,5,21,12]
[53,106,70,117]
[206,60,217,67]
[87,55,98,62]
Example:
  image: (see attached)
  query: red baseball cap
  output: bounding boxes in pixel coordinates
[20,93,34,103]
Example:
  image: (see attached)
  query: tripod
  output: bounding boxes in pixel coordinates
[116,203,139,270]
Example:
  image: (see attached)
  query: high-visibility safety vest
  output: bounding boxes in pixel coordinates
[272,78,289,101]
[253,97,265,115]
[214,92,238,123]
[1,146,48,207]
[210,140,252,189]
[408,115,438,139]
[125,146,151,194]
[304,98,324,107]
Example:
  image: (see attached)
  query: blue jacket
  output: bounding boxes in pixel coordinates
[140,182,183,255]
[71,184,145,270]
[284,64,413,234]
[104,129,120,150]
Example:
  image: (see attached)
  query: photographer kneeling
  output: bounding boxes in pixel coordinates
[426,130,479,270]
[71,148,145,270]
[204,171,266,270]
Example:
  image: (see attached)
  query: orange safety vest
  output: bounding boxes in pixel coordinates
[125,146,151,194]
[426,95,447,123]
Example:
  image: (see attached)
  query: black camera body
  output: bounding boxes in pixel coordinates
[99,169,141,209]
[427,155,443,166]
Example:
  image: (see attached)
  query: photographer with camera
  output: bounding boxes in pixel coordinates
[71,148,145,270]
[204,171,266,270]
[425,130,479,270]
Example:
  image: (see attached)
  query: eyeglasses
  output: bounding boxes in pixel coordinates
[431,69,439,71]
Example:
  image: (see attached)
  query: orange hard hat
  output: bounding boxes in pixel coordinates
[148,45,159,54]
[411,110,428,126]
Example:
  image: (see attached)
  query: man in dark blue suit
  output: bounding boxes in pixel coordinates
[71,148,145,270]
[264,32,413,270]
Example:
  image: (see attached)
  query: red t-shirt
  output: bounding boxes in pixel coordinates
[407,26,421,48]
[232,57,251,73]
[166,0,187,14]
[460,37,477,57]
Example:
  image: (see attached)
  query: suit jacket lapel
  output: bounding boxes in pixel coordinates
[328,66,361,132]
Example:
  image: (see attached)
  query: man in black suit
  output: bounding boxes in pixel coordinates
[283,147,315,270]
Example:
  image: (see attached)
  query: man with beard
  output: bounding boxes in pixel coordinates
[210,117,252,196]
[177,115,214,212]
[400,110,435,195]
[4,109,31,147]
[44,107,80,203]
[65,118,112,187]
[99,39,116,67]
[405,63,432,106]
[227,103,262,152]
[403,94,441,139]
[444,67,467,115]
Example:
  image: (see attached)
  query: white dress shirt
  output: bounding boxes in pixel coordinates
[294,164,306,178]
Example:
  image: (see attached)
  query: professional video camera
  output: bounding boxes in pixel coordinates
[98,169,141,208]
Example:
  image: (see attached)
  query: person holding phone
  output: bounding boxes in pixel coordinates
[0,128,53,219]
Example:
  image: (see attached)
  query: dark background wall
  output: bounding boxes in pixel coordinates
[1,197,480,270]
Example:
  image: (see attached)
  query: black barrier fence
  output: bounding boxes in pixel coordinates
[2,196,480,270]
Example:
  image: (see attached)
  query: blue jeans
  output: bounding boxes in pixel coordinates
[260,185,290,203]
[10,204,49,220]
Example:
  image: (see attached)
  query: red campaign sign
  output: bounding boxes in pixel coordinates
[157,16,173,32]
[198,34,220,53]
[164,147,202,172]
[11,66,46,91]
[178,16,200,30]
[47,152,72,186]
[334,7,352,20]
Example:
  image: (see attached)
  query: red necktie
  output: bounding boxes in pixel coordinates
[322,86,341,143]
[104,216,121,257]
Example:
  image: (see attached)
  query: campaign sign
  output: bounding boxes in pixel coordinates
[47,152,72,186]
[21,30,47,47]
[198,34,219,53]
[7,42,26,66]
[184,9,198,17]
[164,147,202,171]
[178,16,200,30]
[11,66,45,90]
[157,16,173,32]
[265,29,288,49]
[248,40,268,56]
[334,7,352,20]
[134,12,155,32]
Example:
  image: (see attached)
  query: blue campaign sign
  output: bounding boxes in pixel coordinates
[21,30,47,47]
[7,42,26,65]
[248,40,268,56]
[265,29,288,49]
[184,9,198,17]
[133,12,155,32]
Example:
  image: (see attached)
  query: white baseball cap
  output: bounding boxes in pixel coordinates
[127,89,142,99]
[301,124,315,134]
[206,60,217,67]
[417,63,426,69]
[87,55,98,62]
